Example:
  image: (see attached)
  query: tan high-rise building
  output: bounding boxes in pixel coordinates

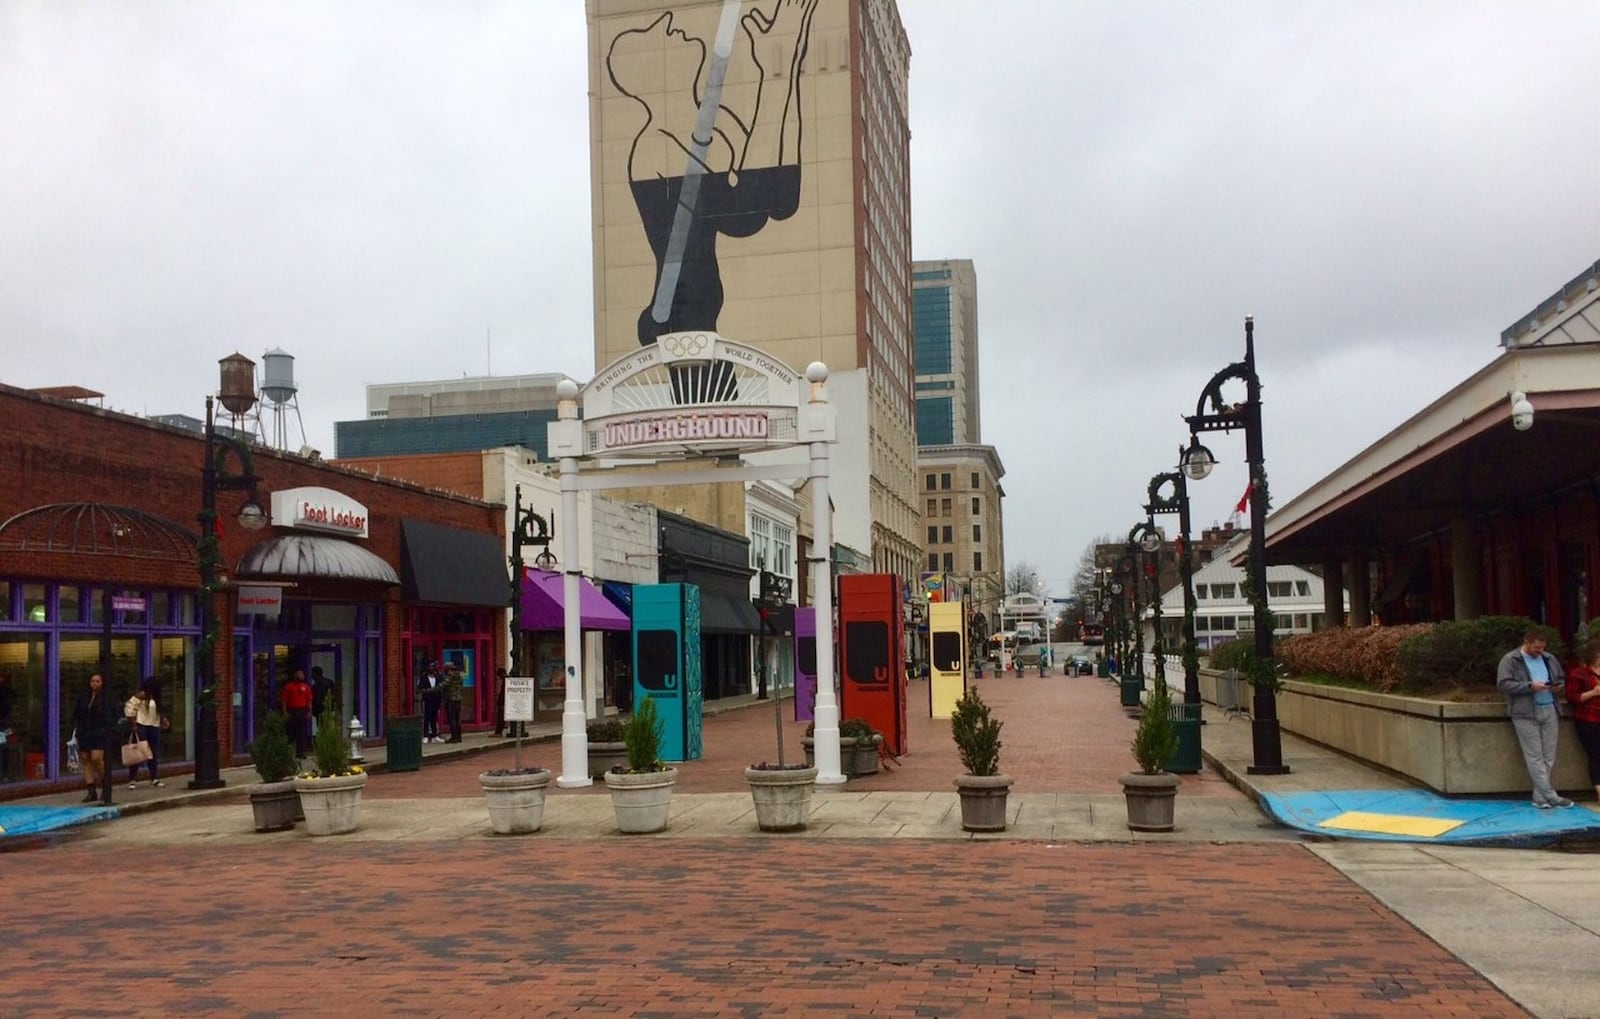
[586,0,920,580]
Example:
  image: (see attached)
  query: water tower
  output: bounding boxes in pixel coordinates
[260,347,306,452]
[217,352,260,438]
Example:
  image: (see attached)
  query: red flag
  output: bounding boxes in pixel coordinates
[1233,483,1251,517]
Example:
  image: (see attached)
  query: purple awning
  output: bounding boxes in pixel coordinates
[519,568,630,631]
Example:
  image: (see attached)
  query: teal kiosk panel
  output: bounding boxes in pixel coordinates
[631,583,703,762]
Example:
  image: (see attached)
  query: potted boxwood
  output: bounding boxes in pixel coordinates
[293,706,368,836]
[951,688,1012,832]
[1121,679,1181,832]
[801,717,883,778]
[586,717,627,779]
[247,711,300,832]
[602,696,678,834]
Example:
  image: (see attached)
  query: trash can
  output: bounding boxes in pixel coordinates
[385,715,423,772]
[1166,701,1202,774]
[1119,675,1143,707]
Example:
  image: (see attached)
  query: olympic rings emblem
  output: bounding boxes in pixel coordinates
[660,333,711,358]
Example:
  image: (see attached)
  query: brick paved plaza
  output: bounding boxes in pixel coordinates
[8,670,1537,1016]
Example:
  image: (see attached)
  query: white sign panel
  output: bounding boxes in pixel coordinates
[270,486,370,538]
[236,585,283,616]
[504,677,535,722]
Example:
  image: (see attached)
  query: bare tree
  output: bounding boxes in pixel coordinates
[1068,535,1117,604]
[1005,562,1041,596]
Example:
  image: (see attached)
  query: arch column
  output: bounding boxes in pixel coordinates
[1451,517,1484,621]
[1321,554,1344,629]
[1348,553,1372,627]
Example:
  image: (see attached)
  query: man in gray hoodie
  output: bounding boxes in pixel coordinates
[1496,628,1574,808]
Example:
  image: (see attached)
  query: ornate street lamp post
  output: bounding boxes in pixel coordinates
[1128,520,1164,686]
[194,359,268,790]
[506,484,554,738]
[1184,316,1288,775]
[1147,464,1199,707]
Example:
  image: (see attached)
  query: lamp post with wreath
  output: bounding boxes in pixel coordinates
[1182,316,1288,775]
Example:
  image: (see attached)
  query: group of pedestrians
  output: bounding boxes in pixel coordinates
[70,673,167,803]
[278,666,340,758]
[415,661,463,743]
[1496,626,1600,809]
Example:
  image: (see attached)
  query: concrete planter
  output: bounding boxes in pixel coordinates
[293,772,367,836]
[1222,673,1591,795]
[801,735,881,777]
[249,780,299,833]
[954,773,1013,832]
[745,765,817,832]
[588,741,628,780]
[480,769,552,835]
[604,767,678,834]
[1120,772,1180,832]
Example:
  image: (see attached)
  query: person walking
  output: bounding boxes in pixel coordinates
[1564,638,1600,803]
[442,663,464,744]
[416,662,444,743]
[72,673,116,804]
[1496,628,1573,809]
[280,669,314,758]
[493,667,507,738]
[309,666,336,735]
[124,678,164,788]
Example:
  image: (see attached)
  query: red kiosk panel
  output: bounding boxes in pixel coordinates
[837,573,907,756]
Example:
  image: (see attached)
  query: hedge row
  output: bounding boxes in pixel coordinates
[1276,617,1563,694]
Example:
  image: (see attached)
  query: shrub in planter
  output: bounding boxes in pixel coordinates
[605,696,677,834]
[247,711,300,833]
[1395,616,1561,693]
[1122,679,1180,833]
[294,706,367,837]
[950,688,1011,832]
[249,711,298,784]
[586,717,628,780]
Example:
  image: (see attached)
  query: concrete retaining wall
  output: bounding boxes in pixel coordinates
[1196,668,1590,795]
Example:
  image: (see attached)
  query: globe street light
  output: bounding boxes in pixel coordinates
[1184,316,1288,775]
[1129,520,1164,687]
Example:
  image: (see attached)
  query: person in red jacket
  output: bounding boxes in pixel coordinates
[1564,639,1600,803]
[280,669,314,758]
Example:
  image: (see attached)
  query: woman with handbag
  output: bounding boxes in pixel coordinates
[124,679,163,788]
[72,673,115,804]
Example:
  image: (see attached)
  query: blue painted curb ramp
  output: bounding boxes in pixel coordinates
[1261,789,1600,847]
[0,804,119,837]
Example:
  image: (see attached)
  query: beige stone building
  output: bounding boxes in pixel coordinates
[916,445,1006,628]
[586,0,920,581]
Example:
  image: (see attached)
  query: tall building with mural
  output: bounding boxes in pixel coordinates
[586,0,920,581]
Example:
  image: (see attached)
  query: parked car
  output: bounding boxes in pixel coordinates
[1069,654,1094,676]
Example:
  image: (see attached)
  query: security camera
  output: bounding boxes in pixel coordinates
[1509,391,1534,432]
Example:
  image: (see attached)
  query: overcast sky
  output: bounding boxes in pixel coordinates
[5,1,1599,598]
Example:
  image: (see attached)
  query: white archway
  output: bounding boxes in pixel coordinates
[546,332,844,786]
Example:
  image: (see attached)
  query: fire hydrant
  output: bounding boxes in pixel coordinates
[347,716,367,764]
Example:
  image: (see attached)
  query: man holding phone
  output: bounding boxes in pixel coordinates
[1497,629,1574,808]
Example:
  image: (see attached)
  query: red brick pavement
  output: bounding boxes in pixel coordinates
[352,672,1244,800]
[10,839,1524,1017]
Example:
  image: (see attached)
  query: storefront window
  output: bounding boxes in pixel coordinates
[0,580,11,621]
[0,634,46,784]
[152,636,192,761]
[59,586,84,624]
[58,636,140,779]
[23,584,47,623]
[151,591,172,626]
[312,604,358,630]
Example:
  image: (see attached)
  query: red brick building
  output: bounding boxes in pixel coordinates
[0,384,506,798]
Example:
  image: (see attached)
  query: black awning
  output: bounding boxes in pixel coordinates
[401,519,508,607]
[699,589,763,634]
